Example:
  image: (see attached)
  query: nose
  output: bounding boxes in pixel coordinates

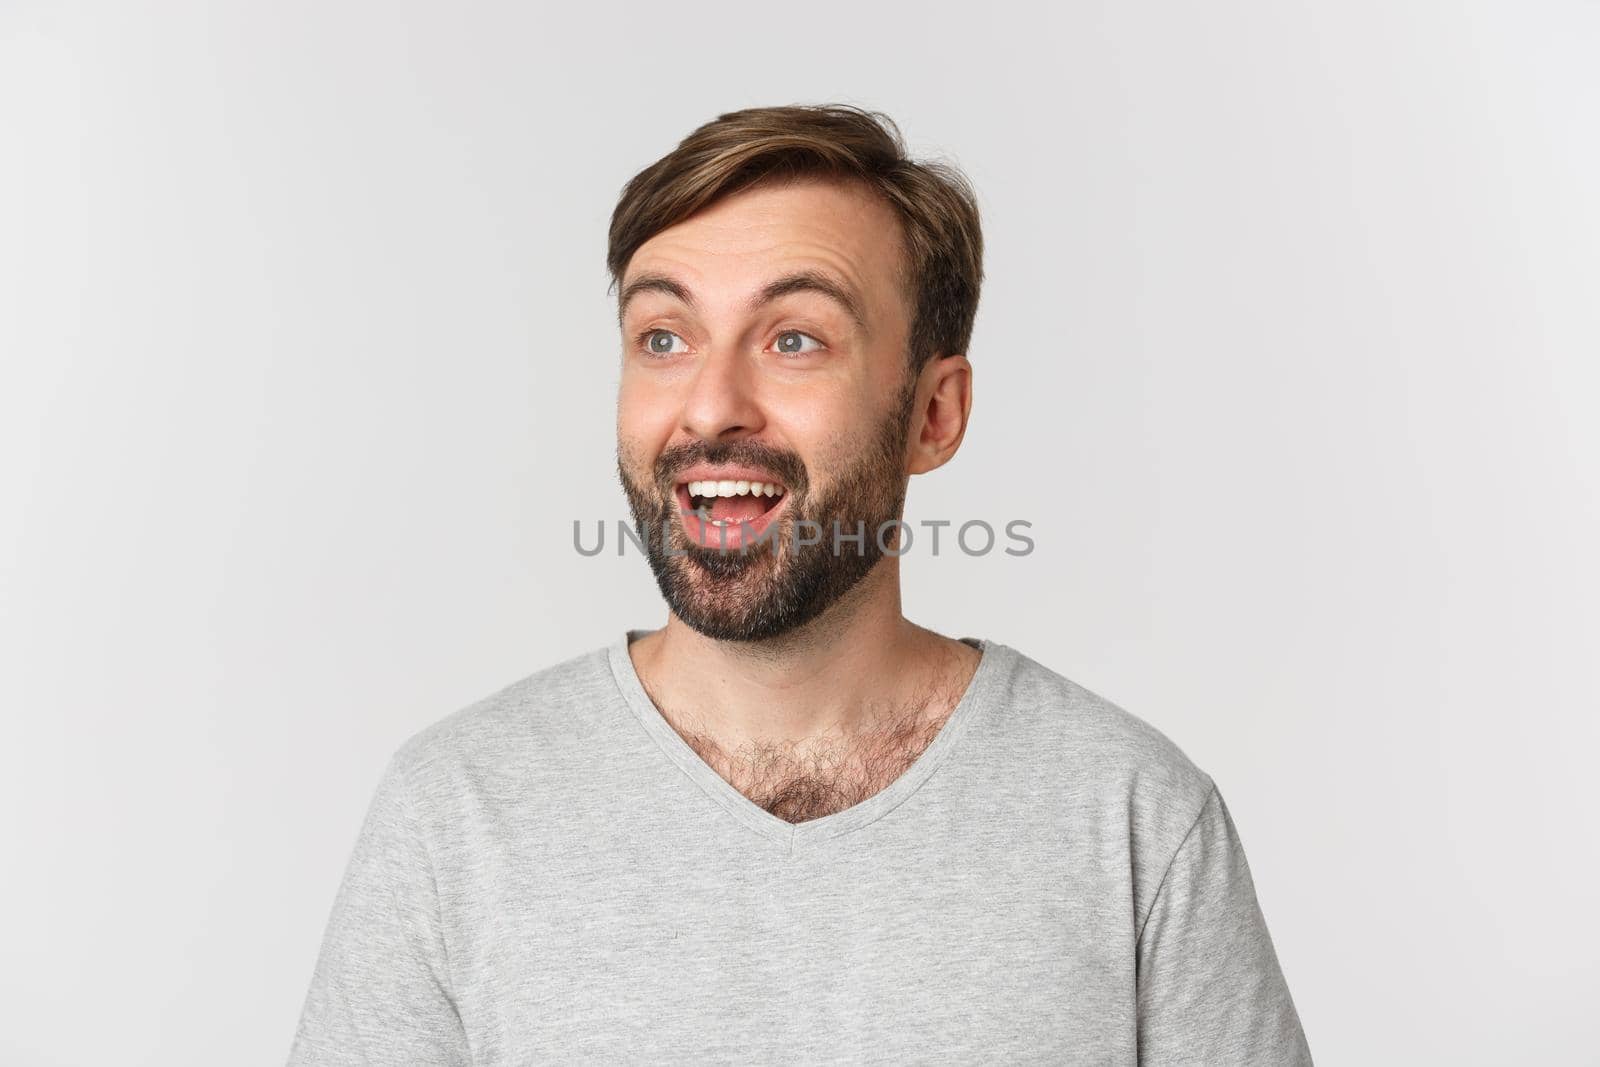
[680,342,765,441]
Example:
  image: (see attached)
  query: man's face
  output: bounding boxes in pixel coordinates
[615,176,920,643]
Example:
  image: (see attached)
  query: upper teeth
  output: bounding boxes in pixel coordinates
[687,480,784,498]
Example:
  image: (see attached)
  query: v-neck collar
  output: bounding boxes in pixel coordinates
[605,628,1013,854]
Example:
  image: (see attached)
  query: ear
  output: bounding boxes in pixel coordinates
[905,354,973,476]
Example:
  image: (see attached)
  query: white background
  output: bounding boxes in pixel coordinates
[3,1,1596,1062]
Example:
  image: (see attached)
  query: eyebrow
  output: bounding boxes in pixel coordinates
[617,269,870,334]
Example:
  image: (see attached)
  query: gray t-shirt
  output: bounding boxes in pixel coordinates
[288,631,1312,1064]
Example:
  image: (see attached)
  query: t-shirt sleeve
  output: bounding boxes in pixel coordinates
[1135,783,1313,1065]
[287,753,472,1065]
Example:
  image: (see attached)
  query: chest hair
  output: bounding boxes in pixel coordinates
[671,690,963,825]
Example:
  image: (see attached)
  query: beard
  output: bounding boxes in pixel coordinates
[617,375,918,643]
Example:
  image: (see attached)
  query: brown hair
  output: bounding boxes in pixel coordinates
[607,104,984,379]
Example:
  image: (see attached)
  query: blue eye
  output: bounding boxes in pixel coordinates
[774,330,823,356]
[642,329,688,356]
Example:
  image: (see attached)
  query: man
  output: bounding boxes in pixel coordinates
[288,104,1313,1064]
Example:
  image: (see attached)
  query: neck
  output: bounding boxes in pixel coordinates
[628,561,977,750]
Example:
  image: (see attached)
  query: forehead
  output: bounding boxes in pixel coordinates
[620,177,908,326]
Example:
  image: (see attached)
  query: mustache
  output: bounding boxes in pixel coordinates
[653,441,809,496]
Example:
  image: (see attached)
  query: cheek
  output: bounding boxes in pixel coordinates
[615,419,665,493]
[617,380,675,446]
[765,379,860,437]
[765,396,869,486]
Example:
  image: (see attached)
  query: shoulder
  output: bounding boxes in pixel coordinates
[380,642,617,802]
[985,639,1220,900]
[992,640,1216,805]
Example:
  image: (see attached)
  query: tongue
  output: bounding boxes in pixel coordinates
[709,495,771,522]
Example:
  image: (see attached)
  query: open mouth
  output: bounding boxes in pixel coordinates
[674,476,790,548]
